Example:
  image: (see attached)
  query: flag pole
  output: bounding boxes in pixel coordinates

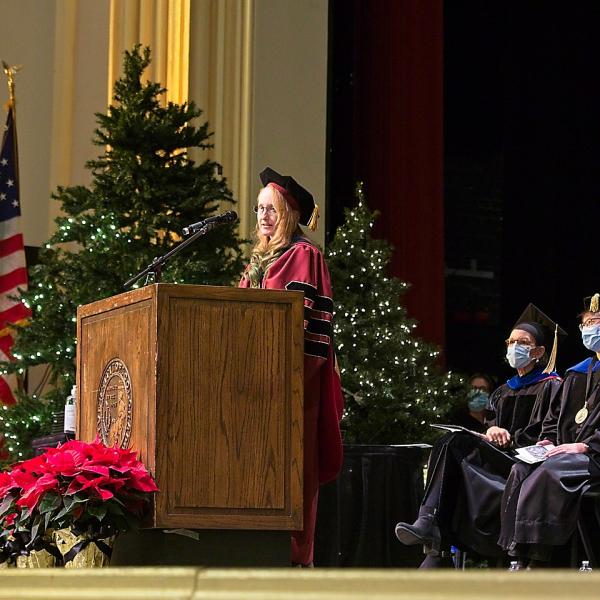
[1,62,26,398]
[2,63,19,184]
[2,62,20,182]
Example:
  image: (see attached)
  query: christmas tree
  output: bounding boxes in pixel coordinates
[0,46,244,462]
[327,184,466,444]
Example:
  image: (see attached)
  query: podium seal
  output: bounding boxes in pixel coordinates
[97,358,133,448]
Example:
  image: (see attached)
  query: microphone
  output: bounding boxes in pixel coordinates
[182,210,238,235]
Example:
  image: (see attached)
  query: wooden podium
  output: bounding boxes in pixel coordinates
[76,283,304,544]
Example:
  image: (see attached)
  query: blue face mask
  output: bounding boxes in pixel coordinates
[468,390,489,412]
[506,344,532,369]
[582,325,600,353]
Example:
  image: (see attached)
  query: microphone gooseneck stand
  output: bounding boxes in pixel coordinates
[123,220,221,290]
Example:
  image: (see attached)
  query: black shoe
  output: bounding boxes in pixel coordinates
[395,508,441,555]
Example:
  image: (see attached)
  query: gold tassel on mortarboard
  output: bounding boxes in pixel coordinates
[591,293,600,313]
[307,204,320,231]
[542,324,558,374]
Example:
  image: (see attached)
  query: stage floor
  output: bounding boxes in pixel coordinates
[0,567,599,599]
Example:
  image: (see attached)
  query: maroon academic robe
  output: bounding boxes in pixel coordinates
[240,238,344,564]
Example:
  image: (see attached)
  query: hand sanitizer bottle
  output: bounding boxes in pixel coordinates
[64,385,76,434]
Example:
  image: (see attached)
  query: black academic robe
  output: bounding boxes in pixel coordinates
[422,370,562,557]
[499,358,600,561]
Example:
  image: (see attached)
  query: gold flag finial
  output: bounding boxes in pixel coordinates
[2,62,21,110]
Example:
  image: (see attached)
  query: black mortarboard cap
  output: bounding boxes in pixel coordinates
[513,303,567,374]
[513,303,566,346]
[259,167,319,230]
[583,293,600,314]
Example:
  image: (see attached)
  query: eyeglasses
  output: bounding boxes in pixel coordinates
[253,205,277,216]
[505,338,535,347]
[579,317,600,330]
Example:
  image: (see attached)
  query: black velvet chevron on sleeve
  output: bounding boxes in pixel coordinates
[286,280,334,359]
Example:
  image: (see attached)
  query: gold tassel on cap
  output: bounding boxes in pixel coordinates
[591,293,600,313]
[307,204,320,231]
[542,324,558,374]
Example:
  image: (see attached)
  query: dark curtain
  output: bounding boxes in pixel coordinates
[351,0,445,349]
[314,445,428,567]
[500,3,600,366]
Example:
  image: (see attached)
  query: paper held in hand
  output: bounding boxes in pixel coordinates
[429,424,486,439]
[515,443,556,464]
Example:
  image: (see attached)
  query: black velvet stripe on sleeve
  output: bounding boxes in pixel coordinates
[286,280,334,315]
[307,317,333,338]
[314,295,334,314]
[305,339,330,359]
[286,280,334,359]
[286,281,317,303]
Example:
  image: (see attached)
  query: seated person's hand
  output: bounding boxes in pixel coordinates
[485,426,511,447]
[546,443,588,457]
[537,439,553,446]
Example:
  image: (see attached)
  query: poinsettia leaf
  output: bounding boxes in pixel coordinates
[44,510,52,531]
[67,494,77,507]
[87,504,107,521]
[55,502,73,521]
[16,509,31,526]
[0,494,15,517]
[38,492,61,514]
[30,519,41,545]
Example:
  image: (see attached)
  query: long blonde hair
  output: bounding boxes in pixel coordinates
[245,186,302,286]
[253,186,301,253]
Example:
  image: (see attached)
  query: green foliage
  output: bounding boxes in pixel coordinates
[0,45,244,461]
[327,184,467,444]
[0,392,59,466]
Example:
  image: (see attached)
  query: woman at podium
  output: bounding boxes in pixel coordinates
[239,167,344,567]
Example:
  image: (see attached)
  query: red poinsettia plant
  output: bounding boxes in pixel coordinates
[0,439,158,557]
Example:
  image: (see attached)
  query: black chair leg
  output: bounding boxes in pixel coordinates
[570,531,579,568]
[578,520,598,567]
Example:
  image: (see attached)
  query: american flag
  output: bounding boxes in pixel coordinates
[0,106,30,404]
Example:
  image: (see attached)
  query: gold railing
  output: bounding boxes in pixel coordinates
[0,568,599,599]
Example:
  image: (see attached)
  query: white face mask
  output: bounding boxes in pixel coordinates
[506,344,532,369]
[582,325,600,353]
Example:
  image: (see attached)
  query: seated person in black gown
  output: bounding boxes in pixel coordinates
[395,304,565,567]
[499,294,600,566]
